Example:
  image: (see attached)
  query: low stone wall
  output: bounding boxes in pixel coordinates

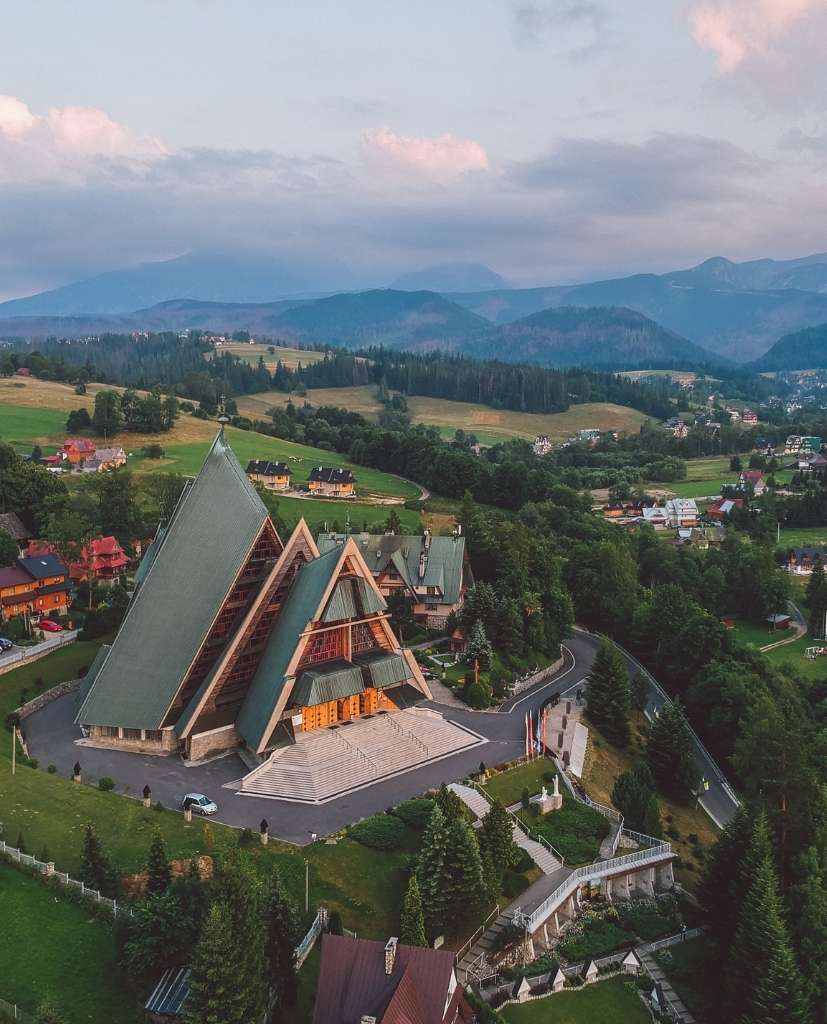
[188,724,239,762]
[510,654,565,698]
[17,678,81,720]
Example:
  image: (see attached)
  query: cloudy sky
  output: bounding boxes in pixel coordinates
[2,0,827,298]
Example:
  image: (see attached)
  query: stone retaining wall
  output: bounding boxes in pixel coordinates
[16,678,81,720]
[510,654,565,698]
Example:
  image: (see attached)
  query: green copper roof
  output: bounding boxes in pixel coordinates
[76,433,270,731]
[321,577,385,623]
[354,650,411,689]
[234,547,342,751]
[75,643,111,712]
[292,660,365,706]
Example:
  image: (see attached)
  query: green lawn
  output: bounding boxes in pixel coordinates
[517,799,610,865]
[654,936,716,1021]
[0,402,66,453]
[732,620,791,649]
[763,634,827,681]
[146,425,418,499]
[778,526,827,549]
[0,859,143,1023]
[274,495,421,534]
[0,638,107,721]
[483,759,557,807]
[499,976,650,1023]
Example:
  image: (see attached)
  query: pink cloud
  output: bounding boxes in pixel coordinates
[690,0,817,71]
[362,127,489,179]
[0,95,37,139]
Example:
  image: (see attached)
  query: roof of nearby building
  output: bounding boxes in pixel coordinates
[740,470,764,483]
[145,966,190,1017]
[312,933,462,1024]
[309,466,354,484]
[791,547,827,560]
[246,459,290,476]
[63,438,96,452]
[664,498,698,513]
[0,511,31,541]
[18,553,67,580]
[0,565,32,589]
[317,532,467,607]
[77,433,271,731]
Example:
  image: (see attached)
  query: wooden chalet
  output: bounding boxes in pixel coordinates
[738,470,767,495]
[76,433,430,761]
[786,547,827,576]
[312,934,472,1024]
[26,536,129,584]
[82,446,127,472]
[0,554,72,619]
[308,466,355,497]
[318,529,471,629]
[62,438,96,466]
[245,459,291,491]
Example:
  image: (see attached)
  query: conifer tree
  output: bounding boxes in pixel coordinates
[642,795,663,839]
[145,830,172,896]
[729,815,809,1024]
[400,875,427,947]
[443,819,486,920]
[466,620,493,672]
[645,701,699,802]
[184,902,247,1024]
[480,846,500,906]
[698,804,753,950]
[79,823,118,897]
[479,800,518,876]
[611,762,656,831]
[789,847,827,1022]
[263,868,301,1009]
[806,557,827,637]
[585,638,631,746]
[435,782,465,823]
[416,805,451,935]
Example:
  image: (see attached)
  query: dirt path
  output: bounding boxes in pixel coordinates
[760,600,807,652]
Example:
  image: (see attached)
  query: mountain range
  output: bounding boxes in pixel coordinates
[4,250,827,367]
[750,323,827,372]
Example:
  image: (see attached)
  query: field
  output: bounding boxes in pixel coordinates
[0,860,143,1024]
[499,976,650,1023]
[778,525,827,548]
[620,369,701,383]
[211,342,325,371]
[236,385,384,421]
[483,760,556,807]
[732,620,791,649]
[655,454,796,499]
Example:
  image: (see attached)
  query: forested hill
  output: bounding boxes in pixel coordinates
[453,305,716,370]
[749,323,827,371]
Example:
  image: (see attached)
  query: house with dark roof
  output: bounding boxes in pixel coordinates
[786,547,827,576]
[317,529,471,629]
[75,433,430,761]
[26,536,129,584]
[0,511,33,551]
[245,459,292,491]
[308,466,355,497]
[312,934,472,1024]
[0,553,72,620]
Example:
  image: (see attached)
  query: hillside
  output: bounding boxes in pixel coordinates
[457,306,715,370]
[750,323,827,371]
[389,262,508,292]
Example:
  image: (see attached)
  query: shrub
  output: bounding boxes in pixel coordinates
[514,849,533,873]
[97,776,115,792]
[666,826,680,840]
[502,870,531,899]
[47,764,56,774]
[688,833,699,845]
[327,910,343,935]
[393,798,435,828]
[349,813,405,850]
[154,801,165,813]
[558,919,633,961]
[237,827,255,847]
[464,680,491,709]
[542,770,556,783]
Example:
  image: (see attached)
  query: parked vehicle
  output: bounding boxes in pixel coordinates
[0,637,14,651]
[38,619,63,633]
[182,792,218,815]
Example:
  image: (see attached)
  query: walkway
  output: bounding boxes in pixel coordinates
[759,600,807,652]
[640,950,697,1024]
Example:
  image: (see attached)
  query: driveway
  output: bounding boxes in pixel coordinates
[22,630,737,843]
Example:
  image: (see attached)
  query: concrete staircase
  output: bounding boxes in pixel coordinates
[640,951,696,1024]
[448,783,562,875]
[241,710,480,802]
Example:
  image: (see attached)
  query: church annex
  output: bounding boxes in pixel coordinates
[75,433,432,763]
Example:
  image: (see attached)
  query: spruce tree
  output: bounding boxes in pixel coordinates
[789,847,827,1022]
[611,762,656,830]
[806,557,827,637]
[585,638,631,746]
[729,816,809,1024]
[263,869,301,1009]
[645,701,699,802]
[466,620,493,672]
[209,858,267,1023]
[698,804,753,950]
[479,800,518,876]
[145,830,172,895]
[642,795,663,839]
[480,846,500,906]
[79,823,118,897]
[184,902,248,1024]
[442,819,486,921]
[416,805,451,935]
[435,783,465,822]
[400,875,427,947]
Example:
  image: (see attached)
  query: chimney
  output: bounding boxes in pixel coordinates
[384,937,398,975]
[423,529,431,551]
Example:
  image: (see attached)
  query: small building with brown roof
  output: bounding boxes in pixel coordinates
[312,933,472,1024]
[0,511,33,550]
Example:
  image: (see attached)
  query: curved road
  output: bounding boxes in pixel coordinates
[22,630,737,844]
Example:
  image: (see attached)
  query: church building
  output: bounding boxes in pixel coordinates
[76,433,431,763]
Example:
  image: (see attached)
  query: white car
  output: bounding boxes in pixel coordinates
[182,792,218,815]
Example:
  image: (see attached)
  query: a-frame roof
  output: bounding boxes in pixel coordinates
[76,432,272,731]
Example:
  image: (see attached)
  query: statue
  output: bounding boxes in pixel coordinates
[540,785,548,800]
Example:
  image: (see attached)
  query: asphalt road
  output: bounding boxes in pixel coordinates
[22,630,738,844]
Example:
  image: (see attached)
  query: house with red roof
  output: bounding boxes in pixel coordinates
[25,536,129,585]
[707,496,744,522]
[62,438,96,466]
[312,934,472,1024]
[738,470,767,496]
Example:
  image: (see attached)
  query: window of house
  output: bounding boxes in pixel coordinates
[123,728,142,741]
[351,622,376,654]
[301,629,341,665]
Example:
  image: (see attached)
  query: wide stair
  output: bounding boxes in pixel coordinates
[241,709,479,802]
[449,783,562,875]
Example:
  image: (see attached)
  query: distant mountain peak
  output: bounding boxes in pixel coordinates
[389,262,508,293]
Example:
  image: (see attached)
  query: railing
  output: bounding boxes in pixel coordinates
[295,908,327,968]
[1,630,78,678]
[386,713,428,755]
[0,996,36,1024]
[644,926,704,954]
[455,903,502,964]
[0,841,131,918]
[332,727,377,772]
[465,776,566,867]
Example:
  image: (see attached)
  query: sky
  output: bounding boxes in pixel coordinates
[2,0,827,298]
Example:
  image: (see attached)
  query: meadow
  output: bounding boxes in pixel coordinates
[210,342,325,371]
[499,976,651,1023]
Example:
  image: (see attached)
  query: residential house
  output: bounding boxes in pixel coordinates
[786,547,827,576]
[642,506,669,529]
[41,454,64,472]
[318,529,471,629]
[0,511,33,552]
[245,459,292,491]
[62,438,96,466]
[82,446,127,472]
[664,498,699,528]
[707,496,744,521]
[75,433,430,759]
[785,435,823,456]
[312,934,473,1024]
[788,452,827,473]
[25,536,129,584]
[739,470,767,496]
[532,434,553,456]
[602,501,626,519]
[742,409,758,426]
[663,417,688,439]
[0,553,72,620]
[576,428,601,444]
[308,466,355,497]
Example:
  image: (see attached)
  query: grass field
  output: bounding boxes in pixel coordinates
[763,634,827,680]
[732,620,791,649]
[499,976,650,1023]
[778,526,827,548]
[655,935,716,1021]
[483,760,555,806]
[0,860,143,1023]
[237,385,384,422]
[211,342,325,371]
